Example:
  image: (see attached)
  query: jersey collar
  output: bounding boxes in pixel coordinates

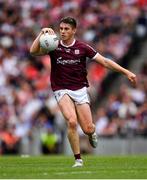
[60,39,76,47]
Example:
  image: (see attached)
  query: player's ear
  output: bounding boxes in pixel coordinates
[73,28,76,34]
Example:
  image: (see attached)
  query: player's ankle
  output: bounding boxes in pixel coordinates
[74,153,81,160]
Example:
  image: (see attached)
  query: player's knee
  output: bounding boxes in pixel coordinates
[83,124,95,135]
[68,121,77,129]
[68,117,77,129]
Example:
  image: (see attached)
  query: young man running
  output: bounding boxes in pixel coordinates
[30,17,137,167]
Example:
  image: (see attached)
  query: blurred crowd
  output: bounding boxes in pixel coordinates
[94,62,147,138]
[0,0,147,155]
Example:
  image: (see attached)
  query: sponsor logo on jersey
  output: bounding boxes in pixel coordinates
[57,57,80,65]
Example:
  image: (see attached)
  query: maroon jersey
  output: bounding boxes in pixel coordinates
[49,39,98,91]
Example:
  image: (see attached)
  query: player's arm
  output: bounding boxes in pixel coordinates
[94,53,137,85]
[30,28,54,56]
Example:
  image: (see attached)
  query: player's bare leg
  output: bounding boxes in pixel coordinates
[76,103,98,148]
[58,94,83,167]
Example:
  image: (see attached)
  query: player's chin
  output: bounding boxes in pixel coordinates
[60,36,67,40]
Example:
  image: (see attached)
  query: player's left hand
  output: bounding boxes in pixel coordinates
[41,28,55,35]
[127,72,137,86]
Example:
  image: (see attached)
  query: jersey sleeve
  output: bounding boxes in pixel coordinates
[84,44,99,59]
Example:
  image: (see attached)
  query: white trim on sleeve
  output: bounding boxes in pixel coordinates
[92,52,99,60]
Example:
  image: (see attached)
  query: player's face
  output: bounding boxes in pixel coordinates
[59,23,76,41]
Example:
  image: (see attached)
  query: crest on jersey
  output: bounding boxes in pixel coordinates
[75,49,80,54]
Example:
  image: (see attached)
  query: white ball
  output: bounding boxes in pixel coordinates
[39,33,59,52]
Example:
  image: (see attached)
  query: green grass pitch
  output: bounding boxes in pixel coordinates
[0,155,147,179]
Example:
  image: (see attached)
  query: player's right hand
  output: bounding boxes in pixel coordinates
[41,28,55,35]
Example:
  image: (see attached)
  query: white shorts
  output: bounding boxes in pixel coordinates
[54,87,90,104]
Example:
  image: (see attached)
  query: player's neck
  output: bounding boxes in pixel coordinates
[61,38,76,47]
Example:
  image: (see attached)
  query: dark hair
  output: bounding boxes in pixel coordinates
[60,17,77,28]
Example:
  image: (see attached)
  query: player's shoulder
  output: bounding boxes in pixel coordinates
[76,40,96,53]
[75,40,93,49]
[75,39,87,46]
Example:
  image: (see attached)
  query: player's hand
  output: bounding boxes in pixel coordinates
[127,71,137,86]
[41,28,55,35]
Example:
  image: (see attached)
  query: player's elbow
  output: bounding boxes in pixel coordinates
[30,47,34,54]
[30,51,36,56]
[30,48,37,56]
